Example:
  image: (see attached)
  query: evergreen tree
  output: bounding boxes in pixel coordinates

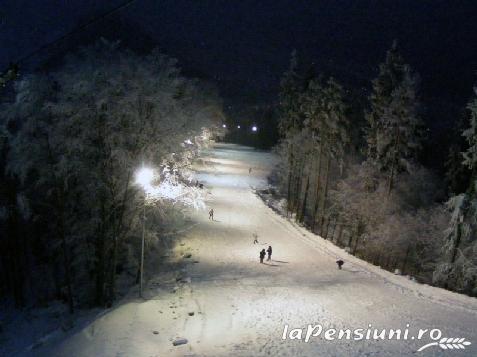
[365,41,423,195]
[434,87,477,295]
[445,115,471,195]
[278,50,303,136]
[278,50,306,214]
[301,77,349,231]
[318,78,349,229]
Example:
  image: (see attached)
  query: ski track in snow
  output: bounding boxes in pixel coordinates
[28,143,477,357]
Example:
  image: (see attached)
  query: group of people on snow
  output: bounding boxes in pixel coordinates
[207,208,344,269]
[254,233,272,263]
[259,246,272,263]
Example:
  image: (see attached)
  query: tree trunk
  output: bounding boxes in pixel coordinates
[450,220,462,265]
[299,173,310,223]
[286,168,293,216]
[311,141,323,231]
[319,155,331,232]
[107,171,132,305]
[330,219,338,242]
[293,159,305,219]
[286,146,294,216]
[324,217,331,239]
[289,155,300,214]
[387,161,395,197]
[387,126,400,197]
[401,244,411,275]
[336,224,343,246]
[347,231,353,248]
[352,222,363,255]
[352,234,360,255]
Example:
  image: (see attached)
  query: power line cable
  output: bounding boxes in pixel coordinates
[1,0,140,81]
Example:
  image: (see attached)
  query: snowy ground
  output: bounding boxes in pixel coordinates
[12,143,477,356]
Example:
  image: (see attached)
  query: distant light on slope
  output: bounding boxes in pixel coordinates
[252,126,258,132]
[237,125,241,129]
[222,124,227,128]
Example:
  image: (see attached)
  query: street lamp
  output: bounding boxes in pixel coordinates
[135,166,155,298]
[251,125,258,132]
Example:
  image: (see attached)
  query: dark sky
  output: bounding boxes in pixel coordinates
[2,1,477,122]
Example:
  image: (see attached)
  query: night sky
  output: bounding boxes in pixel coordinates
[2,1,477,127]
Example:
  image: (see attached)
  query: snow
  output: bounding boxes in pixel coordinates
[7,143,477,356]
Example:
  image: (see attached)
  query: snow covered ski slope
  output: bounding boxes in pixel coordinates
[37,143,477,357]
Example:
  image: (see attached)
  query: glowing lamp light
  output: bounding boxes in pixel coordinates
[252,126,258,132]
[237,125,241,129]
[222,124,227,128]
[135,167,155,190]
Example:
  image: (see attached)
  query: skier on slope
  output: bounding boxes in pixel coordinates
[336,259,344,270]
[209,208,214,220]
[253,233,259,244]
[267,246,272,261]
[260,249,266,263]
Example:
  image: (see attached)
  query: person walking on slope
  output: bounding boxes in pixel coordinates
[336,259,344,270]
[253,233,259,244]
[249,167,252,174]
[209,208,214,220]
[267,246,272,261]
[259,249,266,263]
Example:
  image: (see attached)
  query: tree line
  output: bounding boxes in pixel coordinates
[0,40,223,310]
[275,42,476,296]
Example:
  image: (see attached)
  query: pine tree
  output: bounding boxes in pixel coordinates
[366,41,405,161]
[445,115,471,195]
[318,78,349,230]
[434,87,477,295]
[365,41,423,195]
[278,50,306,214]
[302,77,349,231]
[278,50,303,136]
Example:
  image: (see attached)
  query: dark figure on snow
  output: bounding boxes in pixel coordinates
[209,208,214,220]
[260,249,266,263]
[267,246,272,261]
[336,259,344,270]
[249,167,252,174]
[253,233,259,244]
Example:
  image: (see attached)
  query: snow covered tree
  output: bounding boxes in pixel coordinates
[365,41,423,195]
[300,77,349,231]
[278,50,304,136]
[434,87,477,295]
[3,39,223,308]
[278,50,306,215]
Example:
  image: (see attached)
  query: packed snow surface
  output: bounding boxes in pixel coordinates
[26,144,477,356]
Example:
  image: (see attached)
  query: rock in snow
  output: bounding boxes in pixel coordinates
[172,338,188,346]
